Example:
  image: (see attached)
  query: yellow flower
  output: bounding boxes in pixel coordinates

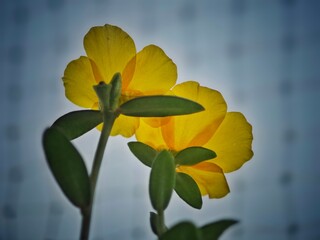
[62,24,177,137]
[135,81,253,198]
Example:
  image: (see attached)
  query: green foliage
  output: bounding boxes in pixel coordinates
[149,150,176,211]
[52,110,102,140]
[119,95,204,117]
[42,127,91,208]
[175,147,216,166]
[158,219,238,240]
[128,141,157,167]
[159,222,202,240]
[174,172,202,209]
[201,220,238,240]
[150,212,166,236]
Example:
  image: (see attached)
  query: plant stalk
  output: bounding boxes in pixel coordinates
[157,210,167,236]
[80,111,117,240]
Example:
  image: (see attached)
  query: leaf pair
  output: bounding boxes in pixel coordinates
[128,142,217,210]
[128,142,216,168]
[160,220,238,240]
[52,94,204,141]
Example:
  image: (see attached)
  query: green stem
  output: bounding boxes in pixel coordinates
[157,210,167,236]
[80,111,117,240]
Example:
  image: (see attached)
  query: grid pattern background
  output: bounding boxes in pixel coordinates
[0,0,320,239]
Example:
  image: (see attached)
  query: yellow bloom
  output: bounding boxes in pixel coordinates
[135,81,253,198]
[62,24,177,137]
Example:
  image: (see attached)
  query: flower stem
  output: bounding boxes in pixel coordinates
[157,210,167,236]
[80,111,117,240]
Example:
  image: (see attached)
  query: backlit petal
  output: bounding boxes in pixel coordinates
[84,24,136,84]
[178,162,230,198]
[141,117,171,128]
[124,45,177,95]
[62,56,98,108]
[204,112,253,173]
[135,120,168,150]
[110,114,140,138]
[161,81,227,151]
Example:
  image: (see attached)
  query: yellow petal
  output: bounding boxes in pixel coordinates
[161,81,227,151]
[135,119,168,150]
[62,56,98,108]
[141,117,171,128]
[139,91,173,128]
[84,24,136,84]
[122,55,136,91]
[110,114,139,138]
[204,112,254,173]
[124,45,177,96]
[178,162,230,199]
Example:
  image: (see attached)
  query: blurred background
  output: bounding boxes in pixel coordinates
[1,0,320,239]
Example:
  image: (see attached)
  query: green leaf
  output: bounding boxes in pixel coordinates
[150,212,158,235]
[149,150,176,211]
[52,110,102,140]
[150,212,163,236]
[42,127,91,209]
[128,141,157,167]
[160,222,202,240]
[119,95,204,117]
[175,147,216,166]
[201,219,238,240]
[174,172,202,209]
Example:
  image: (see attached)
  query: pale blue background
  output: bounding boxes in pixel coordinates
[1,0,320,239]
